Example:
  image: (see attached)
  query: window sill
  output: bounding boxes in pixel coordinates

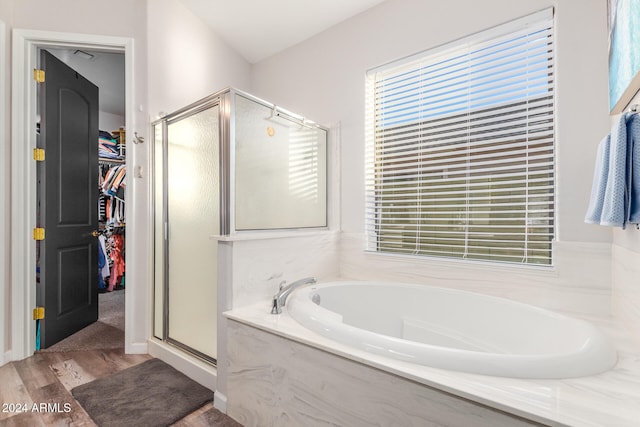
[211,228,336,242]
[362,248,558,276]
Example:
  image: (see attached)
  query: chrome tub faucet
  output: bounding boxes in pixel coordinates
[271,277,317,314]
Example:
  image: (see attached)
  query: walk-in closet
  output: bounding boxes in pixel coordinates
[37,48,126,351]
[98,128,126,293]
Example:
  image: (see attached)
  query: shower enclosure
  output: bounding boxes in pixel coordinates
[152,89,328,364]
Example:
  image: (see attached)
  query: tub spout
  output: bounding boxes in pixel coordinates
[271,277,317,314]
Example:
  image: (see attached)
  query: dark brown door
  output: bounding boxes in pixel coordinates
[36,50,99,348]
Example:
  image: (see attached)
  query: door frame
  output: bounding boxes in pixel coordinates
[11,29,139,359]
[0,18,7,365]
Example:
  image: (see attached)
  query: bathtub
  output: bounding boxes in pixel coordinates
[286,281,617,379]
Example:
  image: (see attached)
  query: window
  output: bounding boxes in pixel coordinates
[365,9,555,266]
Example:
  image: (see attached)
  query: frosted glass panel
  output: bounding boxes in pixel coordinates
[167,105,219,360]
[153,123,164,339]
[235,94,327,230]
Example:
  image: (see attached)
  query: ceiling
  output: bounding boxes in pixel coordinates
[180,0,387,63]
[47,48,125,117]
[44,0,386,117]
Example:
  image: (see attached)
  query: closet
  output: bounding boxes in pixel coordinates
[98,127,126,292]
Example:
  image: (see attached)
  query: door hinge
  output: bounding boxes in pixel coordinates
[33,307,45,320]
[33,148,45,161]
[33,228,45,241]
[33,69,45,83]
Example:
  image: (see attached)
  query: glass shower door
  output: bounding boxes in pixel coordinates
[153,122,164,340]
[165,103,220,362]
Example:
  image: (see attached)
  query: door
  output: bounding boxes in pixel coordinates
[164,103,220,363]
[36,50,99,348]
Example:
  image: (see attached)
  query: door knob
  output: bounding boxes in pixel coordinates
[91,230,100,237]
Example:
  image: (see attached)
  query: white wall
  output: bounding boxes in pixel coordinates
[0,1,12,20]
[147,0,251,118]
[2,0,149,361]
[249,0,613,315]
[553,0,611,244]
[99,111,126,132]
[0,9,10,364]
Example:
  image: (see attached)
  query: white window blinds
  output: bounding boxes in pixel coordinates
[365,9,555,266]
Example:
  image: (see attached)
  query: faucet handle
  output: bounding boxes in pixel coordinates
[271,298,280,314]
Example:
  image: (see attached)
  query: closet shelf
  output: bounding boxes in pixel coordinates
[99,157,125,165]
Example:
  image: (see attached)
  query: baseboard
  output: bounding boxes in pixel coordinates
[148,339,217,391]
[213,391,227,413]
[0,350,11,367]
[125,341,148,354]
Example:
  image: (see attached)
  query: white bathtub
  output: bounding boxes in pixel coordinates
[286,281,617,379]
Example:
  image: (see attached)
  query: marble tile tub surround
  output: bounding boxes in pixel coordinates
[220,231,612,317]
[226,320,540,427]
[612,243,640,348]
[224,303,640,427]
[340,233,613,316]
[219,231,340,308]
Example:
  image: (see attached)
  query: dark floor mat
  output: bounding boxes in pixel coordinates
[72,358,212,427]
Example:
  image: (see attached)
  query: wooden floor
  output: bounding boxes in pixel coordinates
[0,348,241,426]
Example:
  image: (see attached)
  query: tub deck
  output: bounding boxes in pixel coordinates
[287,281,617,379]
[224,301,640,427]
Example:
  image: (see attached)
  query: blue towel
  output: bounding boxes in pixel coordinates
[585,113,640,228]
[627,114,640,224]
[584,133,611,225]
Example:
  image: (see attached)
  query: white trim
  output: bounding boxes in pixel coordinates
[328,122,342,232]
[367,8,554,76]
[11,29,140,360]
[127,342,149,355]
[11,29,33,361]
[0,18,7,366]
[148,339,217,391]
[213,392,228,413]
[0,351,11,367]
